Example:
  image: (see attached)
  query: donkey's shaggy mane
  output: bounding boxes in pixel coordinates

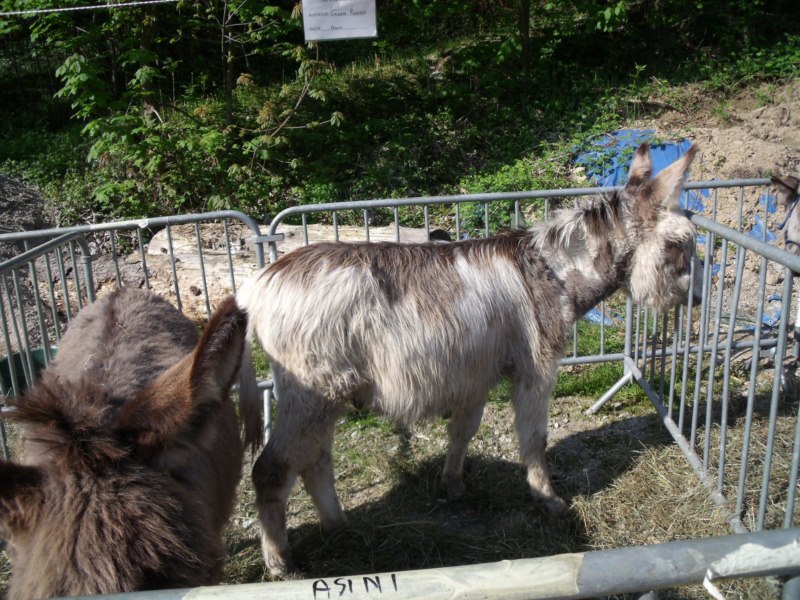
[532,192,628,253]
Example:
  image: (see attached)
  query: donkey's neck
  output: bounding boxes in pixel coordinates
[557,240,630,321]
[534,197,632,324]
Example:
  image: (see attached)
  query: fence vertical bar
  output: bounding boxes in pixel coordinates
[641,306,650,382]
[333,211,340,242]
[717,245,745,498]
[165,224,182,313]
[668,305,682,417]
[67,240,84,310]
[690,252,714,449]
[137,228,150,290]
[193,222,212,318]
[737,186,745,232]
[659,313,669,401]
[223,220,237,294]
[633,304,642,365]
[648,309,658,388]
[0,417,8,460]
[0,282,21,398]
[110,231,122,287]
[736,255,769,519]
[10,271,35,388]
[80,241,95,304]
[757,270,794,530]
[702,239,727,470]
[599,301,607,355]
[53,246,73,323]
[678,251,701,433]
[26,246,52,365]
[42,253,62,342]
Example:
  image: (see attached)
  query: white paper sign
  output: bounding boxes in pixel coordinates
[303,0,377,42]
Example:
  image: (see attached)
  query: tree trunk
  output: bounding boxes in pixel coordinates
[517,0,531,71]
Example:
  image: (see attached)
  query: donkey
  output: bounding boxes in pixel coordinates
[0,287,248,600]
[771,175,800,256]
[236,142,702,576]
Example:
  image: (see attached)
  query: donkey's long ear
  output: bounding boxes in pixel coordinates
[188,295,248,404]
[647,145,698,210]
[623,143,653,192]
[0,461,43,534]
[116,296,247,451]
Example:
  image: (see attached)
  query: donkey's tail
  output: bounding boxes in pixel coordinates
[237,312,264,453]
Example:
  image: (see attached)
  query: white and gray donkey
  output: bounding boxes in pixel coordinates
[237,142,702,576]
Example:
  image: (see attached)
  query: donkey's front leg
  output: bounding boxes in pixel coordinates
[512,375,568,515]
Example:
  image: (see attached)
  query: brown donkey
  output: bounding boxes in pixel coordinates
[0,288,247,600]
[237,142,703,576]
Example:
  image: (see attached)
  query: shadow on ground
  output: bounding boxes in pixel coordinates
[225,410,675,583]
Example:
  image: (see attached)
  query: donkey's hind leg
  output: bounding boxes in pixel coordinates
[440,401,485,500]
[252,440,298,577]
[252,395,343,577]
[511,373,568,515]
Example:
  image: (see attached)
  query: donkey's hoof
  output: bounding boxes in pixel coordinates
[264,552,296,579]
[439,475,466,501]
[540,495,569,516]
[321,513,348,534]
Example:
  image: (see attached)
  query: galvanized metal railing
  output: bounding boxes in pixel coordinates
[0,232,93,398]
[629,211,800,536]
[54,527,800,600]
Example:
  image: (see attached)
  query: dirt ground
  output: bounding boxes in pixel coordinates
[635,79,800,322]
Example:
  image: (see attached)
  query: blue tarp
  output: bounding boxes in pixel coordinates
[749,213,778,243]
[574,128,709,212]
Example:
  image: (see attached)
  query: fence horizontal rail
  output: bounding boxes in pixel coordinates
[56,528,800,600]
[265,178,771,225]
[0,210,263,243]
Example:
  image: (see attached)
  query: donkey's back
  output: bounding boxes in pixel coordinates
[46,287,199,399]
[0,287,247,600]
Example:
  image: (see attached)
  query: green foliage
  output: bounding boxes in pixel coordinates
[1,1,798,223]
